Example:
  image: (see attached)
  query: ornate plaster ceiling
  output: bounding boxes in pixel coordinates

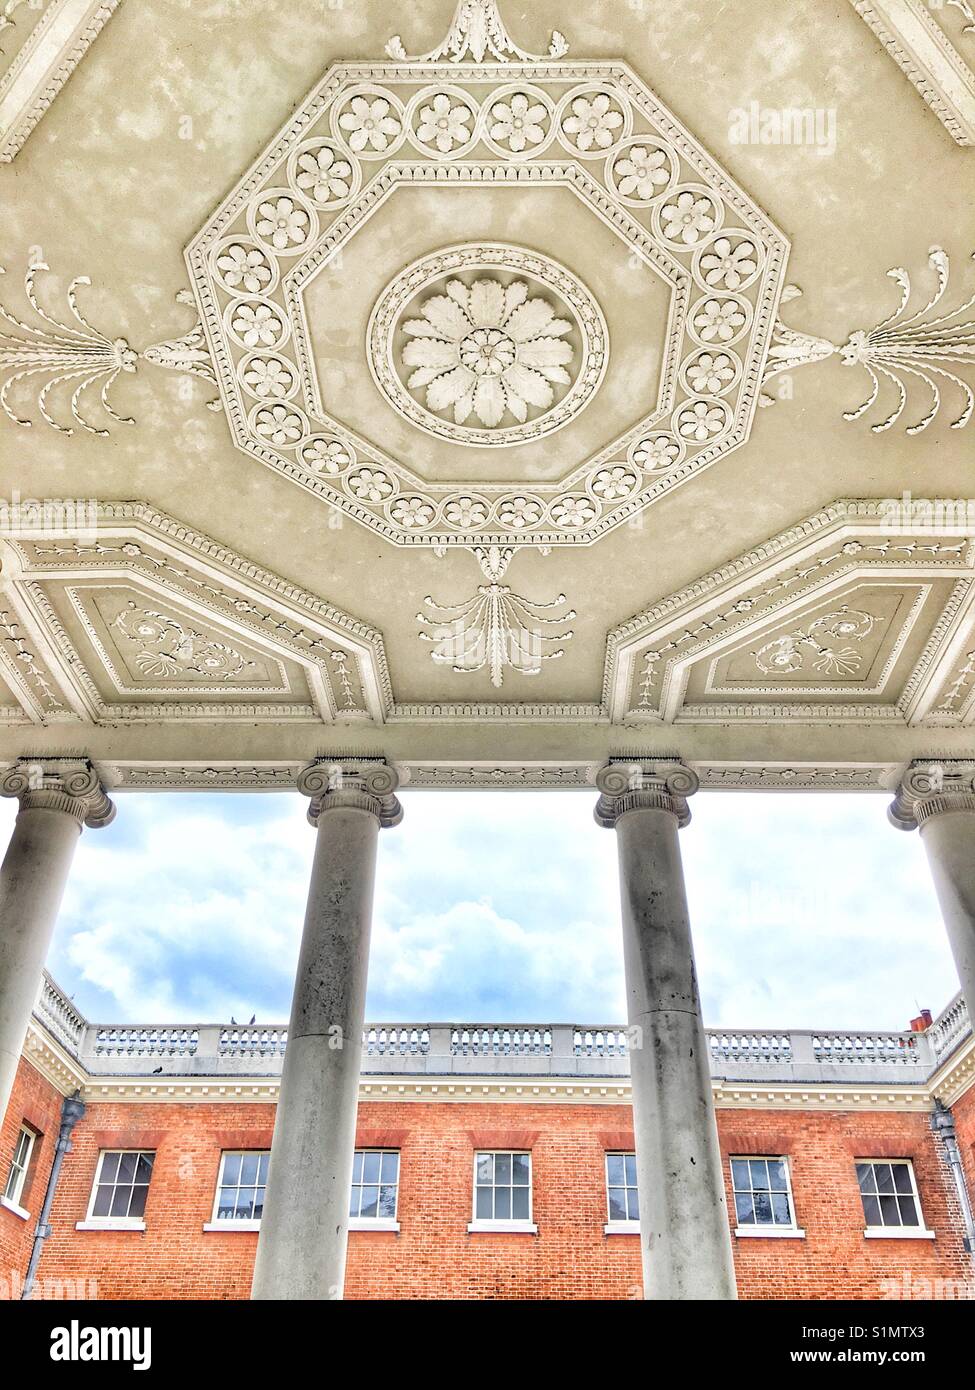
[0,0,973,774]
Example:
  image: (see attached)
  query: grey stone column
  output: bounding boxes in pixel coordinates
[0,759,114,1123]
[595,759,736,1301]
[251,759,402,1301]
[890,760,975,1008]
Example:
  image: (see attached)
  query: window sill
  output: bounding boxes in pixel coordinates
[0,1195,30,1221]
[735,1226,806,1239]
[203,1220,260,1232]
[349,1218,400,1233]
[604,1221,640,1236]
[467,1220,537,1234]
[863,1228,936,1240]
[75,1218,146,1232]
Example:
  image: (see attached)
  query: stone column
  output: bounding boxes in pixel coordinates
[595,759,736,1301]
[890,760,975,1007]
[0,759,114,1123]
[251,759,402,1301]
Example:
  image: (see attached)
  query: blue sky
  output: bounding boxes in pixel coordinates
[1,790,959,1031]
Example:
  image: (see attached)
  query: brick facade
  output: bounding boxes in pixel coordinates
[3,1055,974,1301]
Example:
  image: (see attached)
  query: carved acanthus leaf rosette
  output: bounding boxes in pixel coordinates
[297,757,402,828]
[594,758,700,830]
[0,757,115,827]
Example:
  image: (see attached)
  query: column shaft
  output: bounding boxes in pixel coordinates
[0,806,82,1122]
[614,806,737,1300]
[252,758,400,1301]
[919,811,975,1007]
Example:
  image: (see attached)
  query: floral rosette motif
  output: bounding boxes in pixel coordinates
[607,138,678,204]
[212,240,278,298]
[680,348,742,397]
[406,86,480,157]
[556,86,630,157]
[299,436,355,475]
[692,231,763,293]
[401,278,575,428]
[287,139,360,208]
[654,186,724,249]
[225,299,289,351]
[247,190,318,256]
[248,402,309,448]
[480,85,554,157]
[687,294,752,348]
[331,86,406,157]
[673,396,733,444]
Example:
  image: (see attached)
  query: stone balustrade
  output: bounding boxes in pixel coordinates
[31,971,970,1086]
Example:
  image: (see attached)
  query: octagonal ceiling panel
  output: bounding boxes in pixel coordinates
[185,13,789,548]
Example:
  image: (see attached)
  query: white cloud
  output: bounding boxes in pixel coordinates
[0,787,960,1030]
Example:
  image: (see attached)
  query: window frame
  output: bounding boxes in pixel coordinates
[204,1149,270,1232]
[730,1154,805,1239]
[77,1149,155,1231]
[856,1158,935,1239]
[348,1148,401,1232]
[1,1124,37,1218]
[468,1149,537,1234]
[604,1150,640,1235]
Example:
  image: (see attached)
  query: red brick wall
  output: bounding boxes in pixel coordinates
[1,1090,971,1301]
[0,1057,65,1297]
[720,1109,973,1300]
[953,1084,975,1209]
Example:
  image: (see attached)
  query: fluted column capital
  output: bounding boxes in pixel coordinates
[0,758,115,828]
[889,759,975,831]
[594,757,699,830]
[297,757,403,829]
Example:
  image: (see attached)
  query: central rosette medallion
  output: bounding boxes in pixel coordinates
[367,243,609,447]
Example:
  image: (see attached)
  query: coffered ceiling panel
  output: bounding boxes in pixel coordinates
[604,501,975,726]
[0,0,973,767]
[0,504,391,725]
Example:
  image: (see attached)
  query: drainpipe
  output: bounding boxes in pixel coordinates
[21,1089,85,1300]
[931,1101,975,1257]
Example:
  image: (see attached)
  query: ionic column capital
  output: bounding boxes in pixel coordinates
[594,758,699,829]
[888,759,975,831]
[297,757,403,829]
[0,758,115,828]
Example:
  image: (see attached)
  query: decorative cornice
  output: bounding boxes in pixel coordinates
[57,1073,939,1113]
[849,0,975,145]
[0,0,121,163]
[298,756,403,828]
[0,755,114,826]
[593,757,698,829]
[889,757,975,828]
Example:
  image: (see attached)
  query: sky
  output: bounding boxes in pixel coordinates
[0,789,959,1033]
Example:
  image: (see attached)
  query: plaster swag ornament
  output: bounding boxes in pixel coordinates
[0,263,218,435]
[417,546,574,688]
[762,247,975,433]
[385,0,568,64]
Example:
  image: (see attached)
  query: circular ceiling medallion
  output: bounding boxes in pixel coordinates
[366,243,609,447]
